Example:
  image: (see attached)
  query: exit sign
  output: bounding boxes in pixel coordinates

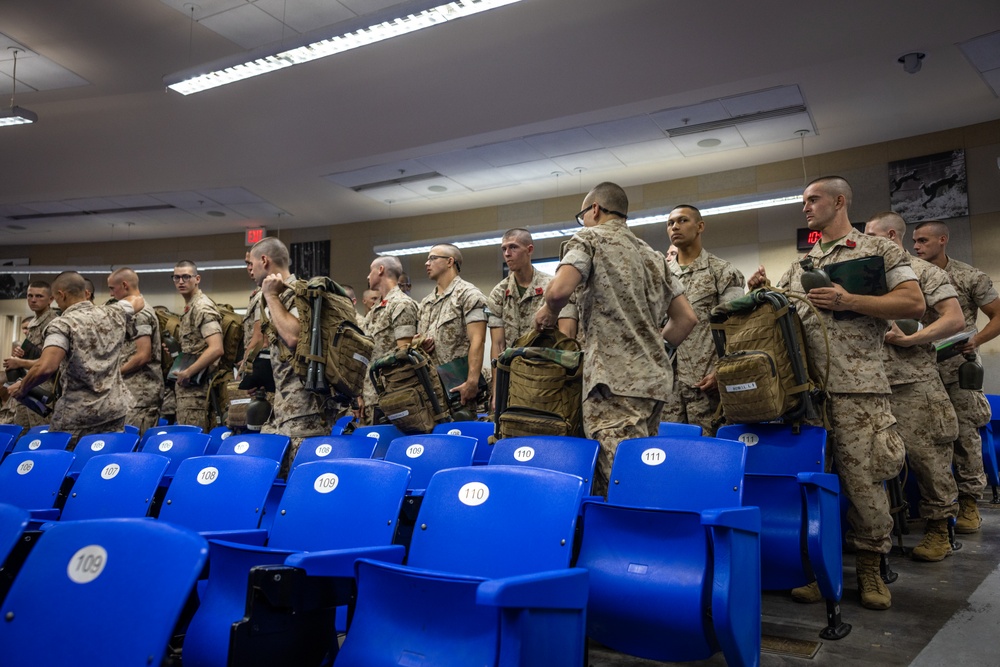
[245,227,266,246]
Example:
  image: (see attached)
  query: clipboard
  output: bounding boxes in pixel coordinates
[824,255,887,320]
[935,330,974,362]
[167,353,207,386]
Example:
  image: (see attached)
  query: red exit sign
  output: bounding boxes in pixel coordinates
[245,227,266,246]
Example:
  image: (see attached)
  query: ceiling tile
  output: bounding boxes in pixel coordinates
[446,169,520,191]
[736,112,816,147]
[254,0,356,35]
[107,194,167,209]
[584,116,665,147]
[63,198,120,211]
[159,0,247,22]
[497,158,564,182]
[200,4,289,49]
[354,184,423,204]
[337,0,411,15]
[721,85,804,117]
[523,128,603,158]
[608,139,683,165]
[669,126,747,157]
[552,149,624,173]
[416,151,496,177]
[958,30,1000,72]
[227,202,290,218]
[197,187,263,205]
[325,159,432,188]
[650,100,729,133]
[981,68,1000,96]
[152,191,222,209]
[400,175,470,198]
[469,139,547,168]
[21,201,83,215]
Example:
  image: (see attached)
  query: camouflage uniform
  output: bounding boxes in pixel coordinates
[43,301,135,445]
[243,288,262,351]
[662,249,745,435]
[486,268,578,346]
[560,219,678,496]
[883,257,959,521]
[938,257,996,499]
[122,303,164,434]
[417,275,488,367]
[777,228,917,553]
[362,286,418,424]
[175,291,222,431]
[12,308,57,429]
[262,275,332,475]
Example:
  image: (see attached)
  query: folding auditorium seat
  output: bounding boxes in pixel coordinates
[330,414,356,435]
[0,518,208,666]
[0,450,75,522]
[0,424,24,439]
[0,432,17,464]
[123,424,139,434]
[58,453,170,522]
[23,424,51,437]
[717,423,850,639]
[351,424,405,459]
[66,432,140,480]
[433,420,496,464]
[181,459,412,667]
[213,432,290,465]
[488,435,599,494]
[575,436,761,667]
[10,430,72,454]
[292,434,378,468]
[0,503,29,570]
[316,466,589,667]
[156,455,279,541]
[980,417,1000,504]
[138,423,203,448]
[206,425,233,455]
[140,431,211,480]
[657,421,703,437]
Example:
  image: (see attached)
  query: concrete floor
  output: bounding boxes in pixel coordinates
[588,500,1000,667]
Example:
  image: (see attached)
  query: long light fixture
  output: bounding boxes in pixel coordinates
[164,0,526,96]
[3,49,37,126]
[374,190,803,257]
[0,260,247,276]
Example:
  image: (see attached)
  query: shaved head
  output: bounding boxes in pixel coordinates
[586,182,629,217]
[502,228,533,246]
[109,267,139,290]
[914,220,950,240]
[53,271,87,297]
[431,243,464,272]
[250,236,290,269]
[867,211,905,237]
[372,255,403,279]
[808,176,853,210]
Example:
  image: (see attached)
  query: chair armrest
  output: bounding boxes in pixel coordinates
[27,509,60,522]
[701,506,760,533]
[476,568,589,609]
[198,529,268,546]
[797,471,840,494]
[286,545,406,577]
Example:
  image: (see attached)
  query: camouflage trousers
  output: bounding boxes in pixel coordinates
[828,393,905,554]
[175,382,212,432]
[944,381,989,498]
[889,381,959,520]
[12,402,48,430]
[65,415,127,451]
[262,413,329,478]
[126,405,160,435]
[660,384,719,436]
[582,384,664,498]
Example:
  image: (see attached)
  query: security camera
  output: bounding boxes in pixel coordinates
[898,52,925,74]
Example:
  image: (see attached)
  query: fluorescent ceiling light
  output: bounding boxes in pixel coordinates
[374,191,802,256]
[0,106,38,126]
[164,0,526,95]
[0,261,247,275]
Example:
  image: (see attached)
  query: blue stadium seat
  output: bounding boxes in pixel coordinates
[157,455,279,539]
[717,423,849,639]
[384,434,477,492]
[213,432,290,465]
[0,450,75,522]
[123,424,139,434]
[331,414,356,435]
[575,436,760,666]
[0,503,29,571]
[140,432,211,480]
[658,421,703,437]
[981,422,1000,503]
[206,426,234,455]
[352,424,405,459]
[11,430,72,455]
[183,459,412,667]
[67,432,140,479]
[59,453,170,522]
[0,518,208,666]
[138,423,203,448]
[0,432,17,463]
[292,435,377,467]
[23,424,51,437]
[0,424,24,442]
[328,466,589,667]
[433,420,496,464]
[489,435,599,493]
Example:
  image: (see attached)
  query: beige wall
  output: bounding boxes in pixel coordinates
[3,120,1000,388]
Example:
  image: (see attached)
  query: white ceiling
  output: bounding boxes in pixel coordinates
[0,0,998,246]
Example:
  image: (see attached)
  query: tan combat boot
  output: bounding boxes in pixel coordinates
[856,550,891,610]
[955,495,982,534]
[911,518,952,562]
[790,580,822,603]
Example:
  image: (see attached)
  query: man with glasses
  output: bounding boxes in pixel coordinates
[3,280,58,429]
[417,244,488,407]
[536,182,697,497]
[662,205,745,435]
[172,260,223,430]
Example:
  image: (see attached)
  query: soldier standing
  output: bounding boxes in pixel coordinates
[3,281,58,430]
[172,261,223,431]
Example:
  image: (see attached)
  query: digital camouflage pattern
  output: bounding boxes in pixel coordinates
[417,275,488,366]
[43,300,134,434]
[361,285,418,418]
[663,249,744,433]
[12,307,57,429]
[243,288,262,350]
[175,290,222,430]
[122,303,164,409]
[487,268,578,344]
[938,256,999,383]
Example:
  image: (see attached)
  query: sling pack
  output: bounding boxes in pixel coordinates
[710,288,826,429]
[211,301,246,374]
[369,345,452,434]
[493,329,583,439]
[156,308,182,382]
[263,276,373,402]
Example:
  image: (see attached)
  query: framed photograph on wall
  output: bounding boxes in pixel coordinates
[0,258,30,299]
[888,149,968,223]
[289,240,330,281]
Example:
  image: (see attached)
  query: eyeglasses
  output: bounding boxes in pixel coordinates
[426,255,451,263]
[575,203,627,225]
[171,274,197,283]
